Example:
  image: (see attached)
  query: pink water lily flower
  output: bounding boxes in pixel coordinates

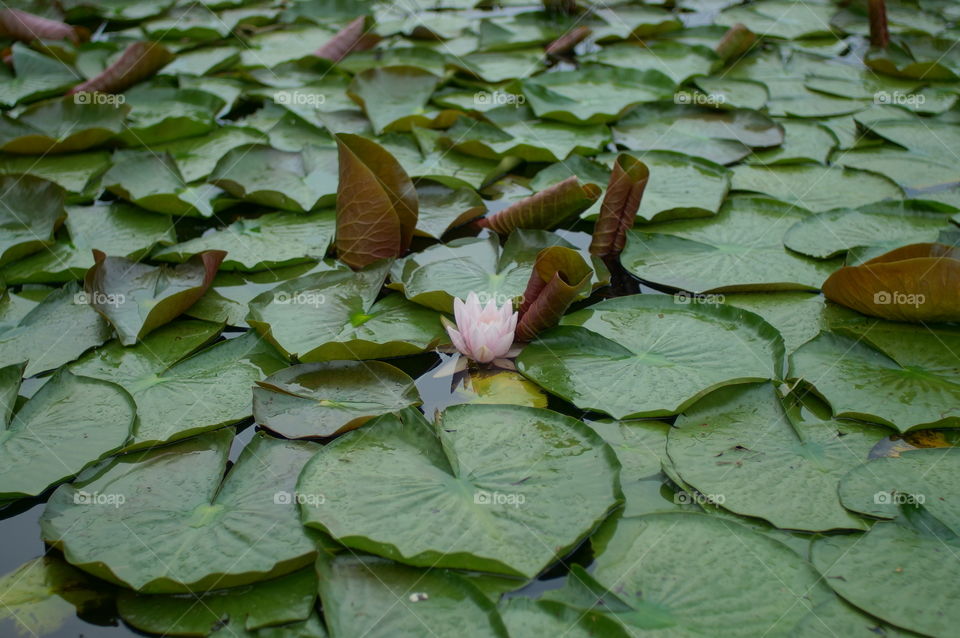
[442,292,518,366]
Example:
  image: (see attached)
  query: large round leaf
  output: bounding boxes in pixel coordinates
[732,165,903,212]
[247,262,446,361]
[253,361,421,438]
[71,328,286,450]
[588,513,831,635]
[621,196,841,292]
[0,367,135,499]
[298,405,621,578]
[0,174,65,266]
[517,295,783,419]
[318,555,508,638]
[812,521,960,638]
[789,332,960,432]
[41,429,320,593]
[668,382,884,531]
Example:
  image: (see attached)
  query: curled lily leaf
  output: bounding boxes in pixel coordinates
[315,16,381,63]
[714,23,757,62]
[335,133,418,269]
[868,0,889,48]
[0,9,87,44]
[589,154,649,259]
[546,26,591,56]
[68,42,172,95]
[821,243,960,323]
[478,176,600,235]
[516,246,592,342]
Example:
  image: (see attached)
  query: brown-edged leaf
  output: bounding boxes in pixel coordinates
[68,42,173,95]
[822,243,960,322]
[589,154,648,259]
[869,0,890,48]
[714,23,757,62]
[335,133,418,269]
[545,26,591,56]
[479,176,600,235]
[0,9,87,44]
[315,16,381,63]
[83,249,225,345]
[516,246,592,341]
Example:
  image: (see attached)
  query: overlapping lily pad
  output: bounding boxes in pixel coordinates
[298,405,620,578]
[248,261,446,361]
[0,174,65,266]
[0,96,127,154]
[41,429,320,593]
[517,295,783,419]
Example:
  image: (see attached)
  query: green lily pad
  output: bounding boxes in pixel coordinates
[732,164,903,212]
[746,119,836,165]
[2,202,176,284]
[721,292,838,354]
[517,295,783,419]
[499,597,630,638]
[450,49,546,83]
[0,44,79,107]
[521,65,675,125]
[389,231,593,313]
[0,96,127,154]
[318,555,508,638]
[783,201,956,259]
[621,195,840,292]
[211,145,339,212]
[247,262,446,362]
[812,521,960,638]
[717,0,836,39]
[41,429,320,593]
[153,210,335,272]
[612,103,784,166]
[0,555,116,638]
[0,367,135,499]
[299,405,620,578]
[70,327,286,450]
[153,126,268,183]
[668,382,884,531]
[582,41,718,84]
[253,361,421,438]
[84,250,224,345]
[0,174,65,266]
[117,87,225,147]
[414,182,485,239]
[103,150,225,217]
[347,66,440,134]
[838,448,960,531]
[591,151,731,223]
[588,513,830,635]
[117,567,318,636]
[0,281,111,377]
[0,151,111,199]
[587,419,671,517]
[789,332,960,432]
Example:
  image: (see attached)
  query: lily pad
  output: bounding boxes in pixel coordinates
[153,210,335,272]
[0,151,111,199]
[0,96,127,154]
[347,66,440,134]
[103,150,224,217]
[517,294,783,419]
[117,568,318,636]
[298,405,620,578]
[621,195,840,292]
[789,332,960,432]
[253,361,421,438]
[582,41,718,84]
[587,419,671,517]
[41,429,321,593]
[0,281,111,377]
[117,87,225,147]
[318,555,508,638]
[0,174,65,266]
[717,0,836,39]
[84,250,224,345]
[70,327,286,450]
[612,103,784,166]
[247,262,446,362]
[414,182,485,239]
[0,367,135,499]
[153,126,268,183]
[668,382,884,531]
[732,164,903,212]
